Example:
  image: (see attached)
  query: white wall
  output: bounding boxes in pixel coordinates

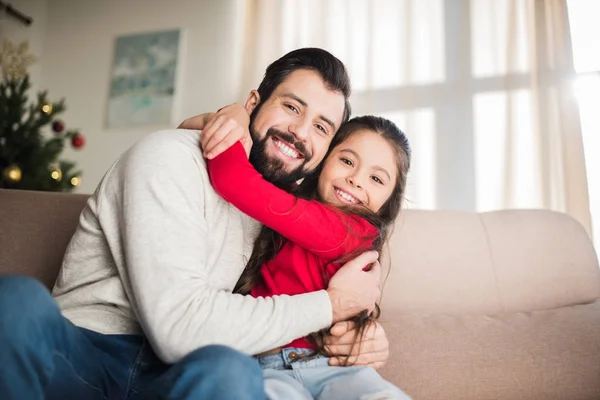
[40,0,245,193]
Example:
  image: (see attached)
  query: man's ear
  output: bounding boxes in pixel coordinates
[244,90,260,114]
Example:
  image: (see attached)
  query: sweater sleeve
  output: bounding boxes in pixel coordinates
[112,130,333,363]
[208,142,377,261]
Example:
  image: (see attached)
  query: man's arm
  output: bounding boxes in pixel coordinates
[110,130,379,363]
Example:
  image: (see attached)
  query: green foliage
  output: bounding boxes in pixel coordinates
[0,74,81,191]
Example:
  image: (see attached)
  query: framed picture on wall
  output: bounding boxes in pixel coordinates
[106,29,181,128]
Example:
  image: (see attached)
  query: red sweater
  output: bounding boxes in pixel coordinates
[208,142,378,349]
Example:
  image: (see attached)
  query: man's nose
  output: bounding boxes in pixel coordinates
[289,120,310,141]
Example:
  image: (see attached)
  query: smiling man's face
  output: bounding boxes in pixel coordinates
[246,68,346,187]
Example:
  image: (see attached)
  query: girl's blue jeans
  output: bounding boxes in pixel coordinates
[258,347,412,400]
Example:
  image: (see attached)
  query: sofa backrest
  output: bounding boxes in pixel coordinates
[382,209,600,315]
[0,189,89,288]
[1,188,599,314]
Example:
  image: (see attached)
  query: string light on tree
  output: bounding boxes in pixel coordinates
[70,176,81,187]
[40,101,52,115]
[3,165,22,183]
[50,166,63,181]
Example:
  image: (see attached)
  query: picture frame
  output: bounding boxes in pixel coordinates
[106,29,181,128]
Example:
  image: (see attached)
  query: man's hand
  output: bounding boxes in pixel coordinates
[324,321,390,370]
[200,104,251,159]
[327,250,381,323]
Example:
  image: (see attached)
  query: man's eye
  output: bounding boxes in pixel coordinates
[341,157,353,166]
[315,124,326,134]
[286,104,298,113]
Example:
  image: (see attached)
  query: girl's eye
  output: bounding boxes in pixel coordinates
[371,176,383,184]
[340,157,353,166]
[286,104,298,113]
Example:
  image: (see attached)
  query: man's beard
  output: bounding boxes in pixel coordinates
[249,121,313,189]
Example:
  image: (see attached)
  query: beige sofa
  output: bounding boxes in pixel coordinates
[1,188,600,399]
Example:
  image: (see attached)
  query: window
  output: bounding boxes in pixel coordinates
[249,0,593,230]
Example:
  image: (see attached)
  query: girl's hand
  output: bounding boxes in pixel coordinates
[200,104,252,159]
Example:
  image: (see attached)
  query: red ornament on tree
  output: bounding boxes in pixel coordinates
[71,133,85,149]
[52,120,65,134]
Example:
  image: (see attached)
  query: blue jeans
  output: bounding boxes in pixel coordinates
[258,347,412,400]
[0,275,266,400]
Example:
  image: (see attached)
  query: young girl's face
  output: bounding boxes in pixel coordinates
[317,129,398,213]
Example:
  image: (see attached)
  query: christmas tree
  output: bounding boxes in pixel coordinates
[0,40,85,192]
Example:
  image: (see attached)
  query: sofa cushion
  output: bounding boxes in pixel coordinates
[379,301,600,400]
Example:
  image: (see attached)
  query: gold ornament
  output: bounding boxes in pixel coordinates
[50,166,63,181]
[0,40,37,81]
[40,102,53,115]
[3,165,22,183]
[70,176,81,187]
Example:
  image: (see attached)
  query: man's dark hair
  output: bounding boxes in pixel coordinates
[256,48,352,124]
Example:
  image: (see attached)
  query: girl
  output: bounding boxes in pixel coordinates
[182,108,411,398]
[202,112,412,400]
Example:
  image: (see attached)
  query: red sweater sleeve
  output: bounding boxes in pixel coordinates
[207,142,377,261]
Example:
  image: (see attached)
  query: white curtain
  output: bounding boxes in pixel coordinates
[567,0,600,250]
[237,0,592,237]
[472,0,591,236]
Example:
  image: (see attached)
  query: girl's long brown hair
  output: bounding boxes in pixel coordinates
[235,116,411,362]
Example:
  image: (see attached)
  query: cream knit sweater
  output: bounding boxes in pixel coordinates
[53,129,332,363]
